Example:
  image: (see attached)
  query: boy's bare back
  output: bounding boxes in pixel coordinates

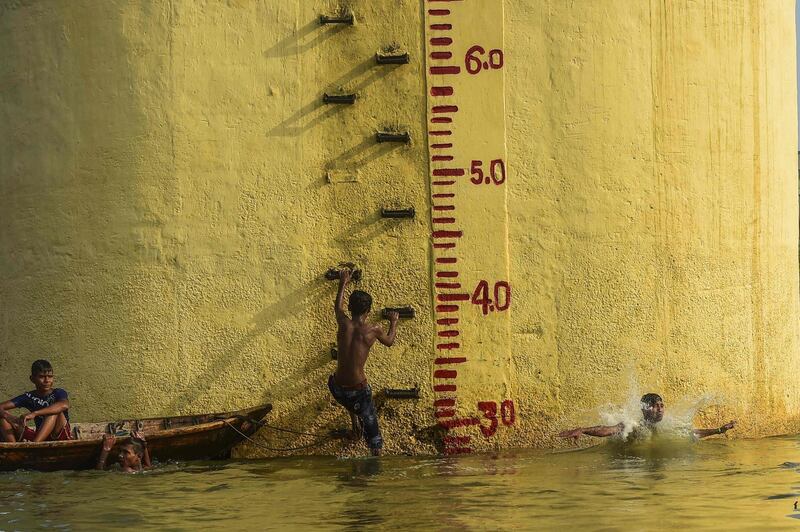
[333,270,398,387]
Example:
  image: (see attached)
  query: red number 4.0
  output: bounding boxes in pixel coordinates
[471,280,511,315]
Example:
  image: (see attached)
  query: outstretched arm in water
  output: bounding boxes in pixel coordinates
[559,423,624,440]
[693,420,736,439]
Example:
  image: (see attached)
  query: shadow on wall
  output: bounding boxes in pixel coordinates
[329,136,403,170]
[263,18,346,58]
[335,210,411,248]
[165,277,333,414]
[267,39,405,136]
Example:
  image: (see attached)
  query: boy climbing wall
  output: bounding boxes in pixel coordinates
[328,267,399,456]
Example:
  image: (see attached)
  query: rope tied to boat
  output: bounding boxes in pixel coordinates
[218,418,332,453]
[220,414,333,438]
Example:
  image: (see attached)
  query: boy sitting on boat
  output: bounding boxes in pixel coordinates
[0,359,72,442]
[328,267,400,456]
[96,432,152,473]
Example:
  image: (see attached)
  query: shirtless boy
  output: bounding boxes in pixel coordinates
[0,360,72,442]
[328,268,399,456]
[558,393,737,441]
[96,432,152,473]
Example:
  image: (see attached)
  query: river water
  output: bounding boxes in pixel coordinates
[1,436,800,530]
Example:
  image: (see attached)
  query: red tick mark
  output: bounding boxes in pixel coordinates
[430,86,454,97]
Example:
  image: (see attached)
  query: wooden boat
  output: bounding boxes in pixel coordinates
[0,403,271,472]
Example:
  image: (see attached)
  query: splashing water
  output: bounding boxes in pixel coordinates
[595,374,726,444]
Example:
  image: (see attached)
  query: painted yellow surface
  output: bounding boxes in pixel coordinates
[425,2,516,450]
[0,0,798,456]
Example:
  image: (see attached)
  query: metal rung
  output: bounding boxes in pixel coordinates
[382,306,415,319]
[384,387,420,399]
[330,347,338,360]
[320,13,354,25]
[381,207,415,219]
[325,268,362,281]
[376,131,410,144]
[323,93,357,104]
[376,52,409,65]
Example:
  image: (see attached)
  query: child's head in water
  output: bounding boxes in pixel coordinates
[640,393,665,424]
[118,438,145,470]
[348,290,372,317]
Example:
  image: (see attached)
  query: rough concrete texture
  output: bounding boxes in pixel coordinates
[0,0,798,456]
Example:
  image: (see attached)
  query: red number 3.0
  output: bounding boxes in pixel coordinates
[477,400,516,438]
[477,401,498,437]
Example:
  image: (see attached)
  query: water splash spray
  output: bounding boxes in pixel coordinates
[596,371,724,442]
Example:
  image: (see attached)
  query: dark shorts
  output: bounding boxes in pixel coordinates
[327,375,383,450]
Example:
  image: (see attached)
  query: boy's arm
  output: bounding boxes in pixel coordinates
[694,420,736,439]
[334,270,351,324]
[142,444,152,468]
[1,397,28,425]
[559,423,624,439]
[20,400,69,424]
[133,432,152,468]
[0,400,18,421]
[376,311,399,347]
[96,434,115,470]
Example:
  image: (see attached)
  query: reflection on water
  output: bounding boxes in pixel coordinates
[2,437,800,530]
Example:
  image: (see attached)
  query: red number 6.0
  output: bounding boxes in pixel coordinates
[465,45,486,75]
[465,45,504,75]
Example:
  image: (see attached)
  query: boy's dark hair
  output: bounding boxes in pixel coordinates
[348,290,372,316]
[124,439,144,457]
[31,360,53,375]
[640,393,663,407]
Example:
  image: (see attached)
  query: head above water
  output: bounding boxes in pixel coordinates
[119,439,144,469]
[348,290,372,317]
[30,359,54,393]
[640,393,664,424]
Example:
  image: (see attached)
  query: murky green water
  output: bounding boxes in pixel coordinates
[2,436,800,530]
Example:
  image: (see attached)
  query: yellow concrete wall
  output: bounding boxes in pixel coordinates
[0,0,797,456]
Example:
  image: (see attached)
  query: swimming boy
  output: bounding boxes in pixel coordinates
[328,268,399,456]
[558,393,737,441]
[0,360,72,442]
[96,432,152,472]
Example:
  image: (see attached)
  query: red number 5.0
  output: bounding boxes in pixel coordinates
[469,159,506,185]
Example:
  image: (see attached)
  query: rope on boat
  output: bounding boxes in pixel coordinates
[262,423,330,438]
[220,419,332,452]
[219,415,330,438]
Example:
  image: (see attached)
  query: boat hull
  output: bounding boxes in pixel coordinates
[0,404,271,472]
